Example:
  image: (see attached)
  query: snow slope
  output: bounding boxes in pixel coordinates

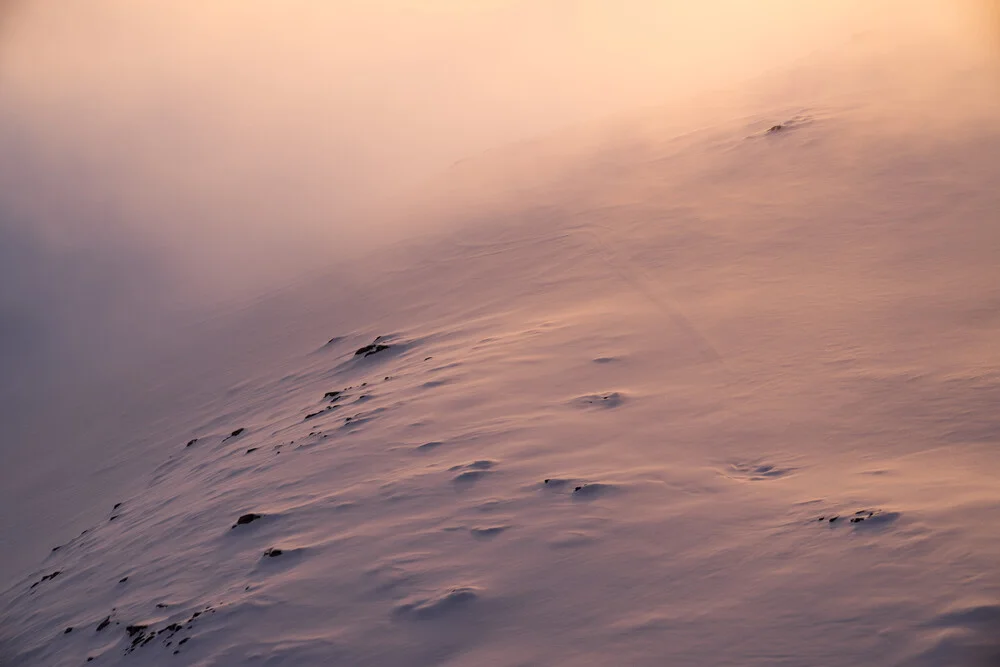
[2,23,1000,667]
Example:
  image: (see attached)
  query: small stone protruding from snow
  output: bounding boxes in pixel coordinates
[232,512,263,528]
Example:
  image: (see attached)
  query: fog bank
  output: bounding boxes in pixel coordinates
[0,0,994,389]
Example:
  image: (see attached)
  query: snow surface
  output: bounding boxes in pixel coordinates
[2,20,1000,667]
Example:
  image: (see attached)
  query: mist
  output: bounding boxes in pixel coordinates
[0,0,994,390]
[1,4,999,658]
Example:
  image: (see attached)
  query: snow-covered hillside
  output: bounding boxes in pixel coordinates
[2,6,999,667]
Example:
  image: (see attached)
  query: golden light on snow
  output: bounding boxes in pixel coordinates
[0,4,998,663]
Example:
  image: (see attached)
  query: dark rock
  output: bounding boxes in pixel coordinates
[88,658,94,662]
[179,637,189,645]
[119,576,128,583]
[245,447,258,454]
[156,603,168,609]
[51,546,60,552]
[186,438,198,447]
[64,627,73,634]
[174,650,180,655]
[324,391,342,400]
[829,516,840,523]
[767,124,784,133]
[125,625,147,637]
[573,392,625,409]
[230,428,245,437]
[96,616,111,632]
[109,515,119,521]
[850,510,883,524]
[232,513,262,528]
[113,503,122,510]
[264,548,283,557]
[571,482,615,498]
[355,342,390,357]
[544,479,550,484]
[31,570,62,589]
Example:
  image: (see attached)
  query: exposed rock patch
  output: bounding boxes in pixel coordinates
[816,508,900,527]
[232,513,263,528]
[29,571,62,590]
[572,392,625,409]
[355,337,391,358]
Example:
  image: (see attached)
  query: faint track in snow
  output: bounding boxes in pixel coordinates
[570,222,726,370]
